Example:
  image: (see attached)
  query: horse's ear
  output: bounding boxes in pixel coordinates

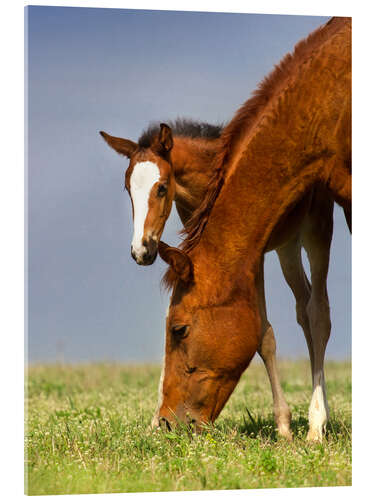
[158,241,193,283]
[100,131,137,158]
[152,123,173,155]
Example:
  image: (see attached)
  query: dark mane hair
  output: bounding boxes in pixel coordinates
[179,17,348,255]
[138,118,223,148]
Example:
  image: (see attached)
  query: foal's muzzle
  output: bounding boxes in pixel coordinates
[152,412,200,432]
[158,416,172,431]
[131,238,158,265]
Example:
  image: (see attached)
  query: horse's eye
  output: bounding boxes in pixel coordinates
[171,325,189,338]
[157,184,167,197]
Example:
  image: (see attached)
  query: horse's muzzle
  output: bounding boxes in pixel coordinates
[131,238,158,265]
[152,410,200,432]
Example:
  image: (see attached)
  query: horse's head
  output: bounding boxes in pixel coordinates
[153,242,260,430]
[100,124,176,265]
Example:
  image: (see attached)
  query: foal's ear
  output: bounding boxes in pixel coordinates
[99,131,138,158]
[152,123,173,155]
[158,241,193,284]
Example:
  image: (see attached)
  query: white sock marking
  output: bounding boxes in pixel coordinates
[151,302,170,427]
[309,382,327,432]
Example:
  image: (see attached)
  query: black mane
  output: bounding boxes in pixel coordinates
[138,118,224,148]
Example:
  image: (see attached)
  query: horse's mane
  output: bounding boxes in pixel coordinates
[178,17,349,254]
[138,118,223,148]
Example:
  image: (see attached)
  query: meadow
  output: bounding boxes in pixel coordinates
[26,360,351,495]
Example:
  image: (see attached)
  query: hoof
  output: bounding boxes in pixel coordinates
[306,427,324,443]
[277,425,293,441]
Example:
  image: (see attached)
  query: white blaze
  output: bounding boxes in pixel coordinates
[151,354,166,428]
[130,161,160,257]
[151,302,170,428]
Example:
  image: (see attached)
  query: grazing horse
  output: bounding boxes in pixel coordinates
[151,16,350,442]
[100,119,335,440]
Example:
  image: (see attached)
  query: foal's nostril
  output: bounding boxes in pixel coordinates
[159,417,171,431]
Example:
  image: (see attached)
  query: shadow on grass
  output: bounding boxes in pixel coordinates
[237,408,278,441]
[325,418,351,440]
[235,408,351,442]
[290,414,351,441]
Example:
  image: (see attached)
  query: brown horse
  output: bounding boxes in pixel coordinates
[100,120,335,440]
[152,17,351,442]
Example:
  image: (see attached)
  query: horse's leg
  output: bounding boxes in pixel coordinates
[276,236,313,378]
[256,256,292,440]
[302,192,334,442]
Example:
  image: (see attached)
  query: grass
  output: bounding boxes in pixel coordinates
[25,359,351,495]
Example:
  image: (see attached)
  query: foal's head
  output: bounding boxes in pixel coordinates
[153,242,260,430]
[100,124,175,265]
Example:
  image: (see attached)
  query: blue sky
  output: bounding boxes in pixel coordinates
[26,6,350,363]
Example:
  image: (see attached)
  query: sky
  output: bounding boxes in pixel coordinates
[26,6,351,363]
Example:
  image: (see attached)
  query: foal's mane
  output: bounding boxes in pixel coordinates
[179,17,349,253]
[138,118,223,148]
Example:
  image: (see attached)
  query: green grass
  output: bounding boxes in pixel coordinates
[25,360,351,495]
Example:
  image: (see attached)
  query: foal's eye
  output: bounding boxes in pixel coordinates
[157,184,167,197]
[171,325,189,338]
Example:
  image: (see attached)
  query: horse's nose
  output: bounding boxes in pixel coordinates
[141,238,158,264]
[130,244,149,263]
[141,240,151,256]
[142,237,157,252]
[158,416,172,431]
[131,239,157,265]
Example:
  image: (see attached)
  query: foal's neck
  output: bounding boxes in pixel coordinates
[170,137,219,225]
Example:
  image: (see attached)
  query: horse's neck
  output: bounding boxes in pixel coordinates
[193,23,350,296]
[171,137,219,225]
